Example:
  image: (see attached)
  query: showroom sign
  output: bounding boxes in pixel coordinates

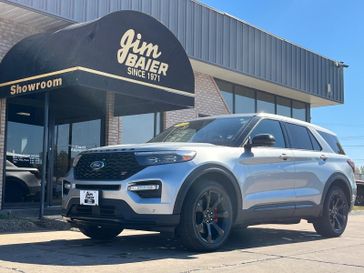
[0,10,195,108]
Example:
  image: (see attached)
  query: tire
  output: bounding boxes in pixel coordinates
[79,225,124,240]
[178,180,233,252]
[313,186,349,237]
[4,180,27,203]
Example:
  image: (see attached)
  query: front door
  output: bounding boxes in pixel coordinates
[240,119,296,218]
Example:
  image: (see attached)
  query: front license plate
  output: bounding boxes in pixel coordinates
[80,190,99,206]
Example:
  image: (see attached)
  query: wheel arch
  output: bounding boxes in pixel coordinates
[5,176,29,194]
[320,172,353,212]
[173,164,242,223]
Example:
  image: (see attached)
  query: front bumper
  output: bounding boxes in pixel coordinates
[62,161,196,228]
[63,198,180,230]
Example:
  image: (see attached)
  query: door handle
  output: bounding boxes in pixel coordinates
[280,153,289,160]
[320,154,328,161]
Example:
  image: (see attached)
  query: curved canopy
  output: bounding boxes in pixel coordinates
[0,10,194,113]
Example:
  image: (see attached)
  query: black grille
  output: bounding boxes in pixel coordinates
[74,152,144,181]
[71,205,116,217]
[75,184,120,191]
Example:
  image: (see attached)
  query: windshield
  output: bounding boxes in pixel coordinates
[149,116,252,146]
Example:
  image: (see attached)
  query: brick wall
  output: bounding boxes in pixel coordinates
[165,72,229,128]
[105,93,120,146]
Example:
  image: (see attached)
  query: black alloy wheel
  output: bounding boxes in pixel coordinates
[314,186,349,237]
[328,192,348,233]
[179,180,233,251]
[194,189,231,244]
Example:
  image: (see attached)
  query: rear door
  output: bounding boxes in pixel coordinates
[240,119,296,218]
[282,122,326,216]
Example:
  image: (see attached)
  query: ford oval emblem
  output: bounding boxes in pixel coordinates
[89,160,105,171]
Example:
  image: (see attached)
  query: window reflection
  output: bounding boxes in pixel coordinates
[216,80,234,112]
[215,78,309,121]
[5,122,43,204]
[257,92,275,114]
[235,85,255,113]
[277,97,291,117]
[120,113,161,144]
[292,101,307,121]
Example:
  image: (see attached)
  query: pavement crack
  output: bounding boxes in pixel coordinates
[179,256,283,273]
[241,248,364,269]
[0,265,26,273]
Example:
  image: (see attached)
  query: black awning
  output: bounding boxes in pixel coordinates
[0,10,194,112]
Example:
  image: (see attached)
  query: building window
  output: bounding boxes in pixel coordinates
[276,97,291,117]
[257,92,275,114]
[235,85,255,113]
[120,113,162,144]
[215,78,310,122]
[216,80,234,112]
[292,100,307,121]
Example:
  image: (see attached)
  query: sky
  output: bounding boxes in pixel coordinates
[200,0,364,167]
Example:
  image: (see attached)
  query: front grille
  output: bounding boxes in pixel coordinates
[76,184,120,191]
[72,205,116,217]
[74,152,144,181]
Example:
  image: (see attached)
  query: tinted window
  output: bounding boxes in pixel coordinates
[318,131,345,155]
[285,123,313,150]
[308,130,322,151]
[249,119,286,148]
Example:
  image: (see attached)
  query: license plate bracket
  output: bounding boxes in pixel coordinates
[80,190,99,206]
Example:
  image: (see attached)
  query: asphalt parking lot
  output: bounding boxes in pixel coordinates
[0,212,363,273]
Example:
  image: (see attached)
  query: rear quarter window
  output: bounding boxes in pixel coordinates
[318,131,345,155]
[284,123,314,150]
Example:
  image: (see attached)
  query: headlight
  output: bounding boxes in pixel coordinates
[135,150,196,166]
[72,154,82,167]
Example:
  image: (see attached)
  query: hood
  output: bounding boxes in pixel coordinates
[84,142,215,153]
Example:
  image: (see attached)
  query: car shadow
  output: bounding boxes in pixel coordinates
[0,226,325,266]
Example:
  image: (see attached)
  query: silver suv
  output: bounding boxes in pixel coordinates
[62,114,357,251]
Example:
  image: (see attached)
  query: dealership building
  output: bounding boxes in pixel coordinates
[0,0,345,211]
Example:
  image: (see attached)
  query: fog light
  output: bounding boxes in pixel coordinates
[127,181,162,198]
[128,184,159,191]
[63,180,71,195]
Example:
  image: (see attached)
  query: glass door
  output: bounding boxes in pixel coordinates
[50,119,102,205]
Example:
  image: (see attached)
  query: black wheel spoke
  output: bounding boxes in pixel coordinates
[334,216,342,230]
[206,223,213,243]
[196,200,204,213]
[205,191,212,209]
[212,223,225,237]
[196,223,204,234]
[217,211,229,219]
[212,194,222,209]
[336,213,345,223]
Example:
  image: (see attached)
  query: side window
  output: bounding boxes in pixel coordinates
[249,119,286,148]
[308,130,322,151]
[285,123,314,150]
[318,131,346,155]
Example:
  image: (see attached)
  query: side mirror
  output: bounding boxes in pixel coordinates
[244,134,276,152]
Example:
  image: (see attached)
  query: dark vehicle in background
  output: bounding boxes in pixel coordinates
[355,180,364,206]
[5,154,41,203]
